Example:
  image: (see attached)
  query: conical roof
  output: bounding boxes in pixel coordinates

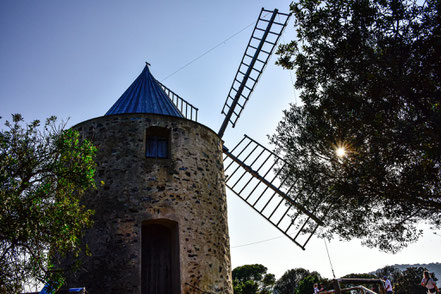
[105,65,183,117]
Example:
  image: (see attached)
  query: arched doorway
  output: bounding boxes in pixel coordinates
[141,219,180,294]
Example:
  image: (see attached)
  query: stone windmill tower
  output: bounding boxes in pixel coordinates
[63,8,324,294]
[66,63,230,294]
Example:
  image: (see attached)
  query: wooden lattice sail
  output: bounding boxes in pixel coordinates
[223,135,326,250]
[218,8,325,250]
[218,8,291,138]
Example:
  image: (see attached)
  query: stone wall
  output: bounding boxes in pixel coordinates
[63,113,233,294]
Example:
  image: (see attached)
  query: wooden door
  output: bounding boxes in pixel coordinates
[141,224,173,294]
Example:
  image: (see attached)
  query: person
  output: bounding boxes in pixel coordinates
[421,271,439,294]
[319,283,326,292]
[313,283,320,293]
[384,276,393,294]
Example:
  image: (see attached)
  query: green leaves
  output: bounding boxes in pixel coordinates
[232,264,276,294]
[273,0,441,252]
[274,268,322,294]
[296,275,320,294]
[0,115,97,293]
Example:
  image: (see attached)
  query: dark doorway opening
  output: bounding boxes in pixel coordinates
[141,220,180,294]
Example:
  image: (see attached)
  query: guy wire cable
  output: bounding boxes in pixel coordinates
[324,238,336,278]
[161,13,270,82]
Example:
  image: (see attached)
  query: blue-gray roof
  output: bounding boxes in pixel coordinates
[105,65,183,117]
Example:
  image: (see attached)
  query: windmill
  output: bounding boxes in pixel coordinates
[60,7,326,294]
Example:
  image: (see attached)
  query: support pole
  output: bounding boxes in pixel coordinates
[333,279,342,294]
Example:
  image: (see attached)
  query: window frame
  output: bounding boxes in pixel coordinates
[145,127,170,159]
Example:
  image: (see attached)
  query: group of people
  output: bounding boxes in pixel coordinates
[313,282,326,293]
[383,272,439,294]
[310,271,438,294]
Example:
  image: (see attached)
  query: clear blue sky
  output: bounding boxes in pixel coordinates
[1,0,440,283]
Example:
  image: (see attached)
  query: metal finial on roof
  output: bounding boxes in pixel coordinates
[145,61,151,67]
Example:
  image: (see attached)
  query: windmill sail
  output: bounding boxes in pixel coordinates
[223,135,327,250]
[218,8,291,138]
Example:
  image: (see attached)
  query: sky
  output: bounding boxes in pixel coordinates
[1,0,440,284]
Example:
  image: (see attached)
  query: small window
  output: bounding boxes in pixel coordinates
[145,127,170,159]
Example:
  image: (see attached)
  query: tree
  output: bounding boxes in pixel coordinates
[260,273,276,294]
[232,264,276,294]
[274,268,318,294]
[272,0,441,252]
[0,114,97,293]
[375,265,403,283]
[236,280,259,294]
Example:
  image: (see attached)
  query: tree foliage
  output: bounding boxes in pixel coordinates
[393,266,431,294]
[273,268,321,294]
[375,265,403,282]
[272,0,441,252]
[296,274,321,294]
[342,273,377,279]
[232,264,276,294]
[0,114,97,293]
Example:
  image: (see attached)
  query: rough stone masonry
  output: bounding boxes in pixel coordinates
[62,113,233,294]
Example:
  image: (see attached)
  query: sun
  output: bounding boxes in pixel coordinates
[335,147,346,157]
